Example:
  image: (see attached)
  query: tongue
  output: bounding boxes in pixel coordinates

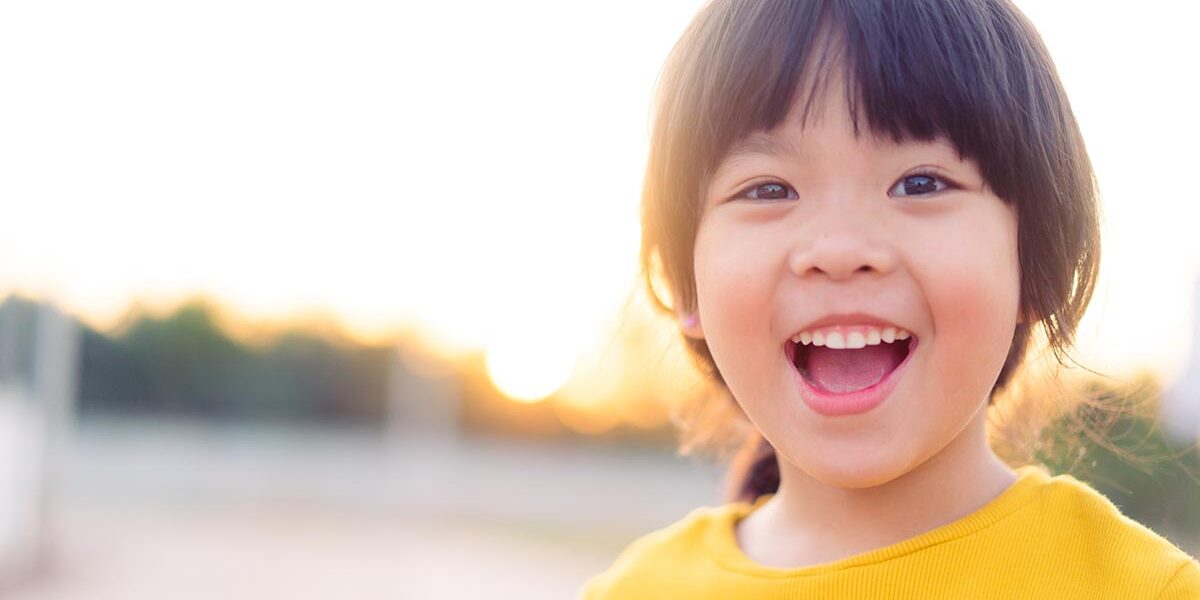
[806,345,899,393]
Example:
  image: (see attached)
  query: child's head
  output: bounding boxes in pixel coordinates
[640,0,1100,495]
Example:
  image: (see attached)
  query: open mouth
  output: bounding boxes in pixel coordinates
[786,328,915,394]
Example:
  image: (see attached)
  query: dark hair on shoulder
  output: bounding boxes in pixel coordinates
[639,0,1101,504]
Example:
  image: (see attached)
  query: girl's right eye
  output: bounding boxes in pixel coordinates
[734,181,797,202]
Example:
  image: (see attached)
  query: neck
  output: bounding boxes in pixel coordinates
[739,404,1015,568]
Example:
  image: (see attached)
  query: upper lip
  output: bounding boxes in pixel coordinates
[788,312,913,340]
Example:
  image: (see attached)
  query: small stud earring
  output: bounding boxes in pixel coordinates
[680,313,699,329]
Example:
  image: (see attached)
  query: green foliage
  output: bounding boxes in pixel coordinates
[1035,378,1200,550]
[78,299,390,423]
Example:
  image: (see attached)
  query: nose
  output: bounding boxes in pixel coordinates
[787,211,898,281]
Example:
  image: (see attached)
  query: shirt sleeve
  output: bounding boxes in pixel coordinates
[1156,558,1200,600]
[578,572,606,600]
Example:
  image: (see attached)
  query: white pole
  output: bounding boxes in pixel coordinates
[1162,276,1200,444]
[0,385,39,584]
[32,304,80,567]
[0,301,79,585]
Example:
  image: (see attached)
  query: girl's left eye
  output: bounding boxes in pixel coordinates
[888,173,950,197]
[735,181,797,201]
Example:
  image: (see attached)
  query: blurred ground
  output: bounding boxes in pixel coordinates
[4,420,723,600]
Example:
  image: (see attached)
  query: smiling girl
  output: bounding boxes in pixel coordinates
[582,0,1200,598]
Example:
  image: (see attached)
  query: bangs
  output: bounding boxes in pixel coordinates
[664,0,1067,203]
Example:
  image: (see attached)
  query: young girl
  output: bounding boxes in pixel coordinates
[582,0,1200,598]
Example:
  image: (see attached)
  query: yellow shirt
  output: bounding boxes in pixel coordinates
[581,465,1200,599]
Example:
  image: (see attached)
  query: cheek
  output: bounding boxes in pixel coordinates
[692,221,781,392]
[693,223,773,331]
[920,207,1021,392]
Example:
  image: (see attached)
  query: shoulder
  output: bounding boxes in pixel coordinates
[1026,468,1200,598]
[1034,470,1184,553]
[1157,559,1200,600]
[579,502,742,600]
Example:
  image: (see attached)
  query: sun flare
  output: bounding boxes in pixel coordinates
[484,334,578,404]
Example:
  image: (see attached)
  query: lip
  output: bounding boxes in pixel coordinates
[786,336,918,417]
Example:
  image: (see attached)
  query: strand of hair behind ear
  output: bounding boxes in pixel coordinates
[727,433,780,503]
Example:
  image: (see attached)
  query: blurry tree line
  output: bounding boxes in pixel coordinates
[0,295,397,423]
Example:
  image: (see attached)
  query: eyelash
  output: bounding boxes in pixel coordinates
[889,170,957,198]
[731,180,798,202]
[729,170,957,202]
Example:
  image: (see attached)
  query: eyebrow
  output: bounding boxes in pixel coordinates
[723,132,796,163]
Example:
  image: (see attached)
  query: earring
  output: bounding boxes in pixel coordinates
[678,313,704,339]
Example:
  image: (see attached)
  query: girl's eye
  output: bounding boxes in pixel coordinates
[736,182,797,201]
[889,173,949,197]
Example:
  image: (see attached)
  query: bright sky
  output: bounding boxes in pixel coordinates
[1,1,1198,398]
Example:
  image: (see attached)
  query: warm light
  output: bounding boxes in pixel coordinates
[484,331,578,404]
[554,401,620,435]
[2,0,1197,396]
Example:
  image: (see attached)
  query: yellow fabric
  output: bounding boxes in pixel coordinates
[582,465,1200,599]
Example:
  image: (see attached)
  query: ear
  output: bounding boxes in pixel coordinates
[677,312,705,339]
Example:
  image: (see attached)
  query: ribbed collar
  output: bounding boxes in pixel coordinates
[706,464,1051,577]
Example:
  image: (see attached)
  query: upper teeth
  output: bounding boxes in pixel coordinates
[791,326,910,349]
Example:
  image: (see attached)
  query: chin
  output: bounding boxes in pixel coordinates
[783,443,918,490]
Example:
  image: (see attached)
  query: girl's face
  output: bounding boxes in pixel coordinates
[690,83,1020,489]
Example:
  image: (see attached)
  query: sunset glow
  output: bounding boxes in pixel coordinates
[484,327,579,404]
[1,1,1198,411]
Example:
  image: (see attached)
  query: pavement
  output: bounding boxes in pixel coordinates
[2,419,724,600]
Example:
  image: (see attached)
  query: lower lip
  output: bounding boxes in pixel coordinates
[788,340,917,417]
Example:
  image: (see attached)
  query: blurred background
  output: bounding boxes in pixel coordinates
[1,1,1198,598]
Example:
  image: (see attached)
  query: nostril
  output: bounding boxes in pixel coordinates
[788,238,896,279]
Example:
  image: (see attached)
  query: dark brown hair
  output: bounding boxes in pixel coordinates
[640,0,1100,503]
